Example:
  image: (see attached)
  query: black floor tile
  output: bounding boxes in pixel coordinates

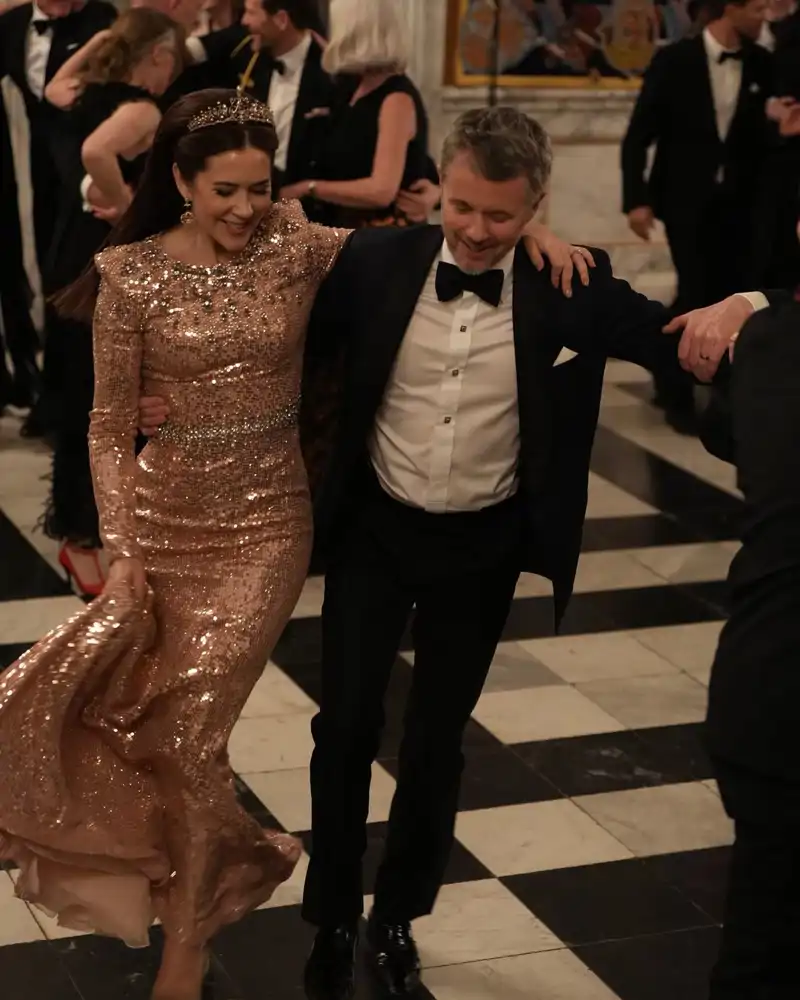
[581,514,717,551]
[0,512,71,601]
[52,928,243,1000]
[591,426,742,522]
[381,744,561,812]
[576,925,721,1000]
[0,940,83,1000]
[503,856,713,947]
[512,729,692,798]
[0,643,30,670]
[643,847,732,924]
[632,724,715,784]
[214,905,435,1000]
[299,821,492,894]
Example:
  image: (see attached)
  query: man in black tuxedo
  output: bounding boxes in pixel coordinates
[0,84,39,412]
[698,243,798,998]
[294,107,772,1000]
[621,0,773,431]
[186,0,333,194]
[0,0,116,271]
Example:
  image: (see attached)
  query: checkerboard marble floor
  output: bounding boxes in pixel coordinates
[0,362,740,1000]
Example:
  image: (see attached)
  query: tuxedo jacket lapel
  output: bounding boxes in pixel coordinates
[690,36,720,142]
[5,7,31,99]
[512,246,562,493]
[356,225,443,422]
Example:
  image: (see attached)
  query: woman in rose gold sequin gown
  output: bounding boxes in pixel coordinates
[0,90,349,995]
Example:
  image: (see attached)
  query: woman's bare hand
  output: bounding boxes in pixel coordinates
[105,557,147,602]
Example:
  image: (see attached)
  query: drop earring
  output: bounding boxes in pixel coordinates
[181,198,193,225]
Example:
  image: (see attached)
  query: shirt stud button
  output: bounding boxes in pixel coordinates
[452,369,459,377]
[444,416,452,424]
[460,325,467,332]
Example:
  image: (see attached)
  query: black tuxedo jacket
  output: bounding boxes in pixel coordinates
[190,30,337,188]
[621,36,774,220]
[0,0,116,120]
[699,297,800,781]
[307,224,733,628]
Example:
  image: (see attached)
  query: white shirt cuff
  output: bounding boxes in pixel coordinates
[80,173,93,212]
[185,36,208,65]
[736,292,770,312]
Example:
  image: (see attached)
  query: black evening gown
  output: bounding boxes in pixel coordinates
[300,75,430,501]
[43,82,155,548]
[312,74,430,229]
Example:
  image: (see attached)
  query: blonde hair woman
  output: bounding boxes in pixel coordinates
[280,0,434,228]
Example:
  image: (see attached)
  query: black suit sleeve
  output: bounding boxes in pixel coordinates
[621,47,669,214]
[195,24,249,65]
[724,305,800,508]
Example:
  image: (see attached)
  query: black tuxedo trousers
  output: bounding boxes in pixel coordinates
[302,468,522,925]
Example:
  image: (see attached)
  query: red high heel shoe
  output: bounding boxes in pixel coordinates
[58,543,106,598]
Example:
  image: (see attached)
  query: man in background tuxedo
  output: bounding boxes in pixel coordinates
[0,0,116,273]
[0,0,116,435]
[0,89,39,412]
[621,0,773,432]
[187,0,333,193]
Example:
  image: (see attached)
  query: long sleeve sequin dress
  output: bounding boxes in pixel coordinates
[0,201,349,948]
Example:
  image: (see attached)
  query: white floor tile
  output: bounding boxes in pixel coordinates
[520,632,678,683]
[455,800,633,877]
[242,761,396,832]
[416,880,561,969]
[241,663,317,718]
[424,946,623,1000]
[257,851,310,910]
[571,551,666,593]
[228,713,315,773]
[576,673,708,729]
[0,872,46,945]
[473,686,624,744]
[631,542,739,584]
[585,473,657,518]
[631,621,724,684]
[575,782,734,856]
[0,595,85,645]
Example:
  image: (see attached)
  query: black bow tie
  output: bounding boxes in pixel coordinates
[435,261,504,308]
[719,49,744,63]
[272,58,286,75]
[32,18,54,34]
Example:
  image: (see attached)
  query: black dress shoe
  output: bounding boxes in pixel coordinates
[304,924,358,1000]
[366,915,422,996]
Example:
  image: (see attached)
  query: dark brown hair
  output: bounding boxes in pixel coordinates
[56,89,279,323]
[81,9,184,85]
[262,0,325,32]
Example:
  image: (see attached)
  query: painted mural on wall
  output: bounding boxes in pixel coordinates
[447,0,695,88]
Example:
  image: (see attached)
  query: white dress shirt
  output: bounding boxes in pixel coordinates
[268,32,311,173]
[370,243,520,514]
[369,239,770,515]
[702,28,743,143]
[26,3,56,99]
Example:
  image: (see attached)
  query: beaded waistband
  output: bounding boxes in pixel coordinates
[158,399,300,447]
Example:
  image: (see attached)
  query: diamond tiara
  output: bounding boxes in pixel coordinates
[186,92,275,133]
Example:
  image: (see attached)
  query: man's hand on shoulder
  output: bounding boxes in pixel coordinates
[663,294,767,382]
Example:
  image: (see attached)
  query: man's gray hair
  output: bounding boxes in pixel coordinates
[441,106,553,200]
